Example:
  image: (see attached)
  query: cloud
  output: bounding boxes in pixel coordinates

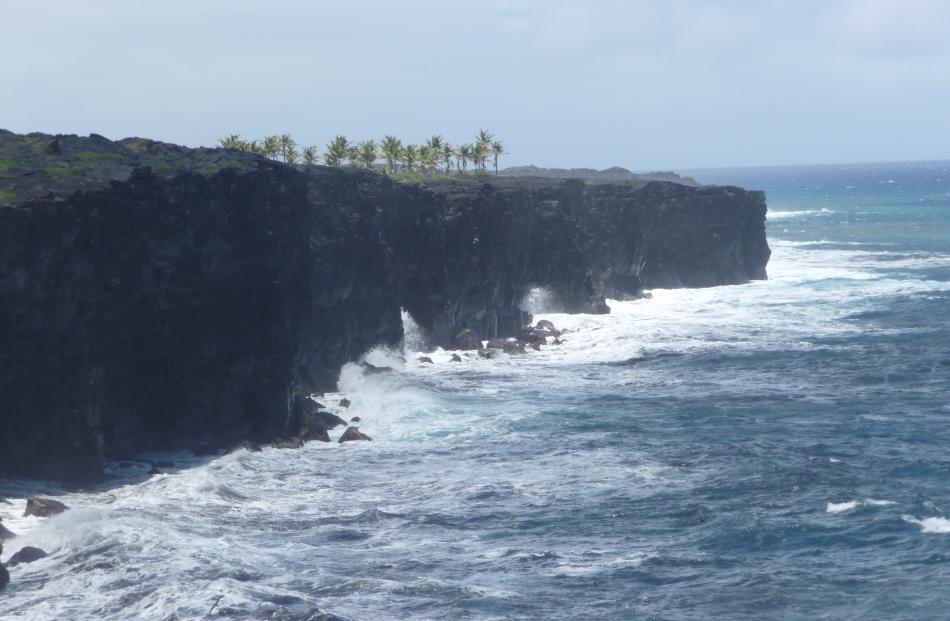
[0,0,947,168]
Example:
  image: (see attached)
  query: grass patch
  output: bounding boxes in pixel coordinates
[390,171,423,184]
[0,190,16,205]
[45,165,85,177]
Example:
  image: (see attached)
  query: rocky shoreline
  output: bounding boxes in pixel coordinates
[0,130,770,483]
[0,314,565,597]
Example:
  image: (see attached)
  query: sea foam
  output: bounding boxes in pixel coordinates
[903,515,950,534]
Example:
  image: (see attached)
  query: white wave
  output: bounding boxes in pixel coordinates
[771,239,875,246]
[826,501,859,513]
[903,515,950,534]
[826,499,896,513]
[767,208,833,220]
[400,308,427,354]
[549,552,649,576]
[520,286,558,315]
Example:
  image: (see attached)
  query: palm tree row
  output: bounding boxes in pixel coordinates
[218,133,319,165]
[218,130,506,176]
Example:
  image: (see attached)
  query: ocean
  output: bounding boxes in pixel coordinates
[2,160,950,620]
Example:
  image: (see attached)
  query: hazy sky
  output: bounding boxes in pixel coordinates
[2,0,949,169]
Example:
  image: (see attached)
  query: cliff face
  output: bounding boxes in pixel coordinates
[568,180,770,296]
[0,132,770,480]
[386,177,770,344]
[384,179,607,346]
[0,164,403,479]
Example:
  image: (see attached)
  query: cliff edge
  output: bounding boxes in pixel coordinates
[0,131,770,480]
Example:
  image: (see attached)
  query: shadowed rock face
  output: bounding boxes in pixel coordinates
[565,179,771,296]
[0,131,769,480]
[0,158,402,480]
[384,178,607,346]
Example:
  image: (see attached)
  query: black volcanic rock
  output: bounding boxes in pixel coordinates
[503,340,527,355]
[570,180,770,294]
[518,328,548,347]
[310,411,348,430]
[295,401,345,443]
[0,130,769,480]
[360,362,395,376]
[339,427,372,443]
[0,141,402,480]
[23,497,68,518]
[290,396,347,436]
[0,520,16,540]
[300,427,331,443]
[5,546,47,567]
[455,329,483,350]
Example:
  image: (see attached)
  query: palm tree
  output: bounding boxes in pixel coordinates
[474,129,494,172]
[456,144,472,173]
[324,135,350,167]
[424,136,449,176]
[279,134,296,163]
[426,135,444,155]
[218,134,246,151]
[356,140,379,169]
[401,144,419,171]
[472,140,489,172]
[263,135,281,161]
[381,135,402,173]
[490,140,506,175]
[301,145,318,165]
[419,144,435,175]
[346,145,360,167]
[285,144,299,164]
[440,143,454,175]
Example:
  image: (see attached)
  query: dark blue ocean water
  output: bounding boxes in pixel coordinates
[2,161,950,620]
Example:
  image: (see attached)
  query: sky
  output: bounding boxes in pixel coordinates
[2,0,949,170]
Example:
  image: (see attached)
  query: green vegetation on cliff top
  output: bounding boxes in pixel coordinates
[0,129,259,206]
[218,129,507,178]
[0,128,697,207]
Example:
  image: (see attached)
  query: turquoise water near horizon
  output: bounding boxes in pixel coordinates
[1,160,950,620]
[688,160,950,251]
